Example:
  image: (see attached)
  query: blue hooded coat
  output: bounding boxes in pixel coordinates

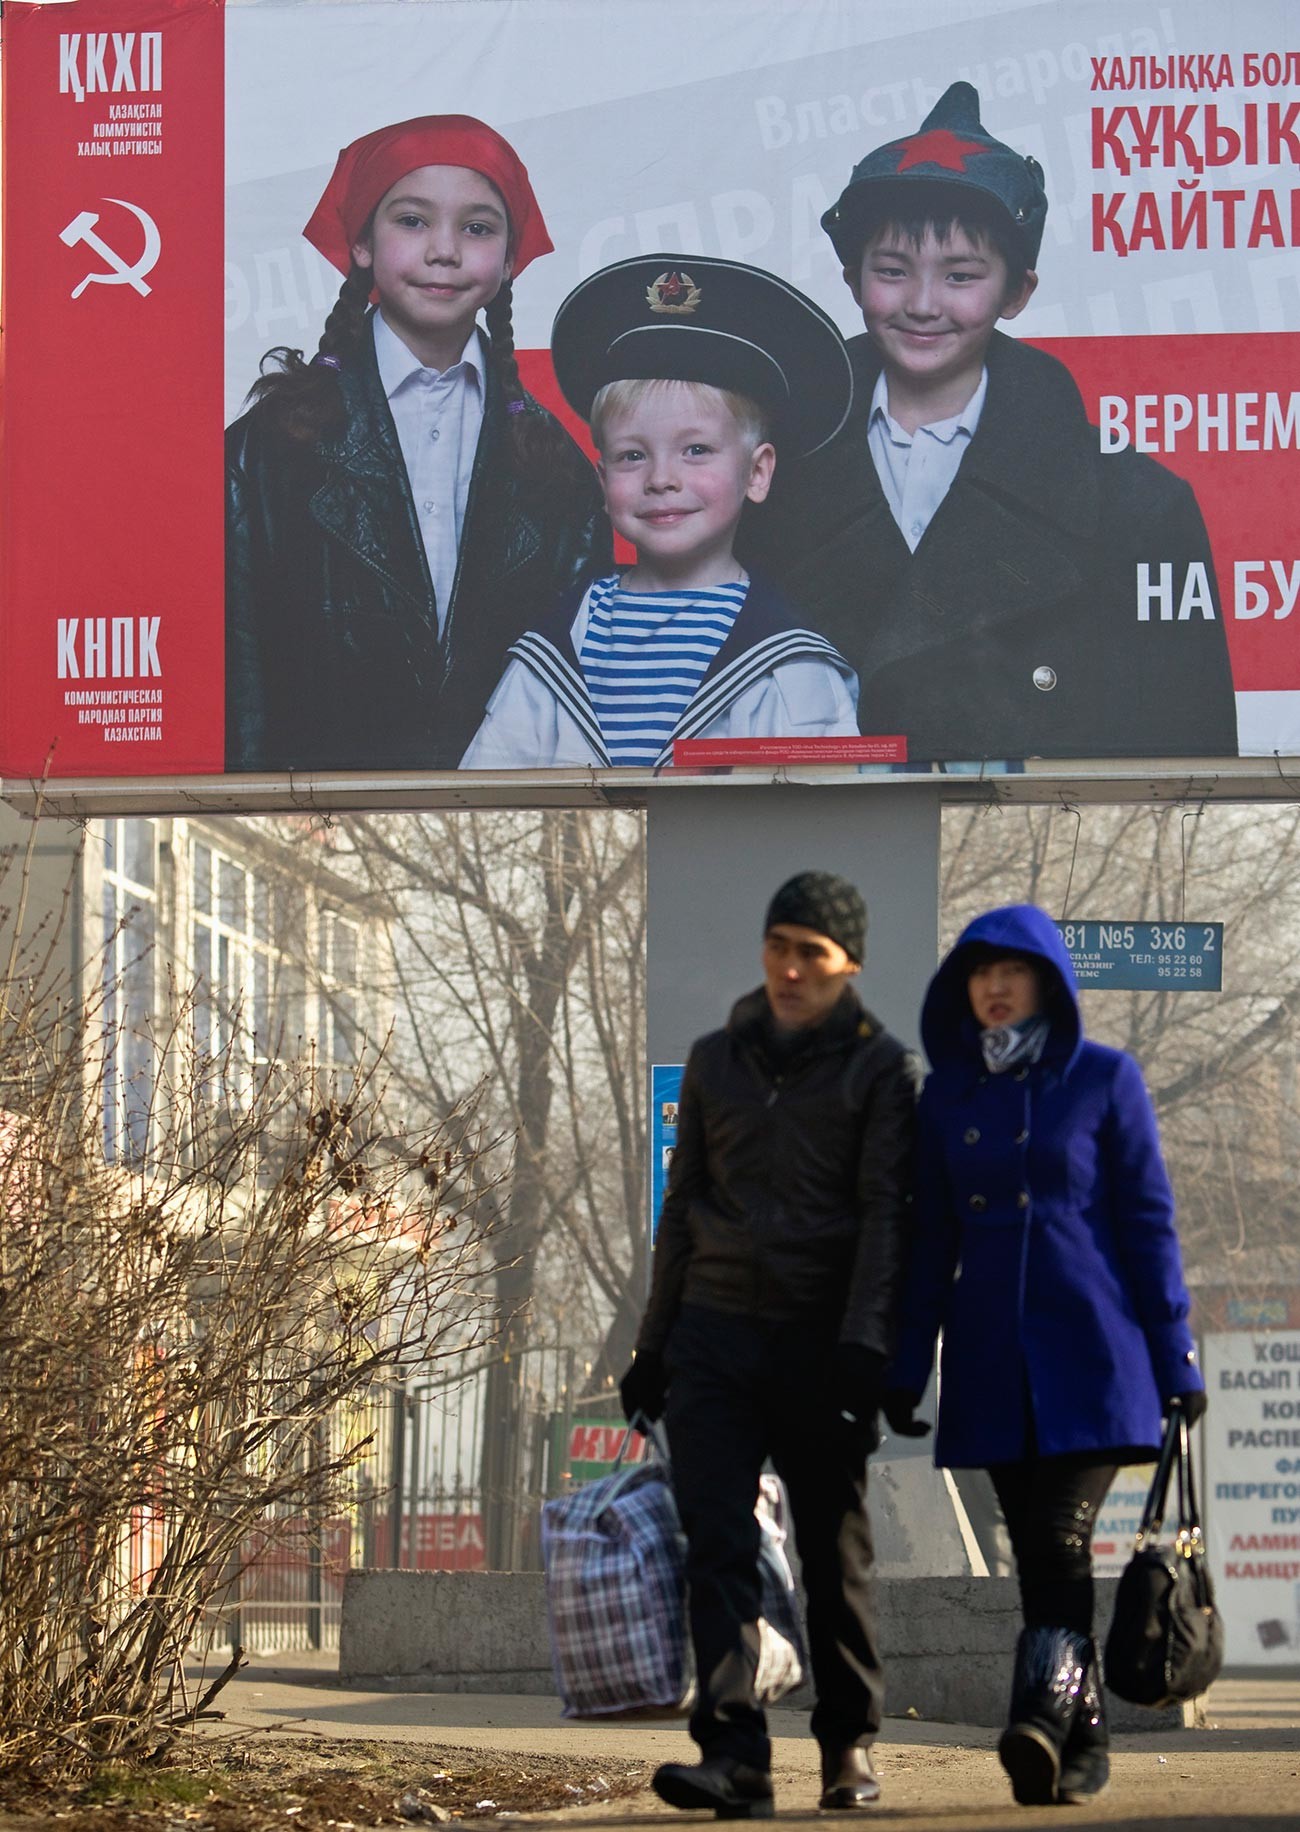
[890,904,1202,1468]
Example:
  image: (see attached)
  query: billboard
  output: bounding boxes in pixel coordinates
[4,0,1300,784]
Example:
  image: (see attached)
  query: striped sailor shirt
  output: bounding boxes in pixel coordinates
[577,573,748,765]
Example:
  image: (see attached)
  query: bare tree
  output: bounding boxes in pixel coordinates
[309,813,645,1561]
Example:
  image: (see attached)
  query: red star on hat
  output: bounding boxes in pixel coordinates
[895,128,988,173]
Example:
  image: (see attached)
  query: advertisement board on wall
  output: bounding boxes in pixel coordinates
[650,1064,683,1248]
[4,0,1300,789]
[1203,1329,1300,1665]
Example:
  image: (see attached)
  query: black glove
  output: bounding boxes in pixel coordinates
[619,1350,668,1425]
[1166,1388,1207,1426]
[882,1387,933,1439]
[832,1344,888,1456]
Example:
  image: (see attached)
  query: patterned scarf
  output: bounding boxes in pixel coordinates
[980,1014,1051,1075]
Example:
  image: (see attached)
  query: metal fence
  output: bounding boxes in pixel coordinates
[205,1344,632,1654]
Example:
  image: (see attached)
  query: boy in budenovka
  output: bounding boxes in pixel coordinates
[620,873,919,1819]
[461,257,858,768]
[740,82,1238,763]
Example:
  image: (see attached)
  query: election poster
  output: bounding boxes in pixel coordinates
[4,0,1300,786]
[1203,1329,1300,1665]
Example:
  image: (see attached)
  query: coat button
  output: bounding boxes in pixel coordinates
[1033,665,1057,691]
[1017,1191,1030,1209]
[969,1194,987,1211]
[964,1127,980,1144]
[1015,1128,1029,1144]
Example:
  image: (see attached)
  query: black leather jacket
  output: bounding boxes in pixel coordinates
[740,331,1238,761]
[225,326,611,772]
[637,987,920,1358]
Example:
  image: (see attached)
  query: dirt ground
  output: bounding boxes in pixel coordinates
[1,1663,1297,1832]
[0,1738,648,1832]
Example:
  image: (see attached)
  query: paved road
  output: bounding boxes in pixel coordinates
[195,1654,1300,1828]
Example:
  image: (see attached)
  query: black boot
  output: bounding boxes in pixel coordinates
[997,1626,1088,1806]
[1057,1642,1109,1804]
[818,1744,881,1810]
[653,1756,774,1820]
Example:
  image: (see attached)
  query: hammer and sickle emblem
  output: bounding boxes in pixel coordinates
[59,198,161,300]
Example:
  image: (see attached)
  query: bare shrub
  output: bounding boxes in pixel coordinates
[0,825,502,1776]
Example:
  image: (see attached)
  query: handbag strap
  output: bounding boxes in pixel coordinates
[1135,1407,1183,1545]
[1173,1407,1208,1558]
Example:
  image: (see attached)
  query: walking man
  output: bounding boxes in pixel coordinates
[620,872,919,1816]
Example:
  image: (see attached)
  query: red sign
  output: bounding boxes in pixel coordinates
[674,737,908,767]
[373,1512,486,1572]
[2,0,225,776]
[567,1423,646,1467]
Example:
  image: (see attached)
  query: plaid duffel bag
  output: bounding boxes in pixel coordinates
[541,1435,806,1719]
[542,1451,691,1718]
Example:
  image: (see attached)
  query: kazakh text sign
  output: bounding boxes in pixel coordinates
[1053,921,1224,990]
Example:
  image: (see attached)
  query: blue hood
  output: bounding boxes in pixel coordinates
[921,903,1082,1072]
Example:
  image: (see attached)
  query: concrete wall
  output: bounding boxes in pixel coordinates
[645,785,941,1060]
[339,1570,1185,1731]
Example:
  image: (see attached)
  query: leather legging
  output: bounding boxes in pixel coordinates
[990,1459,1118,1635]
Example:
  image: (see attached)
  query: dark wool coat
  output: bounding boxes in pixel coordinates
[739,332,1239,762]
[225,326,610,772]
[890,904,1203,1468]
[637,986,920,1360]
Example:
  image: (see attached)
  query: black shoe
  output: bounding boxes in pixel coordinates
[1057,1642,1110,1804]
[997,1626,1088,1806]
[652,1757,774,1820]
[818,1745,881,1810]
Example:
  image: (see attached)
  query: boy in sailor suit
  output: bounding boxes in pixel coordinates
[460,256,858,770]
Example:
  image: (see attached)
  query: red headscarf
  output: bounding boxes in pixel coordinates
[303,114,553,278]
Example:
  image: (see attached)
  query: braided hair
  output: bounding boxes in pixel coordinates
[246,266,577,488]
[483,279,586,486]
[244,260,373,443]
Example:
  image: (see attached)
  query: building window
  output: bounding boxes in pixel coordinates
[192,838,300,1088]
[320,910,361,1077]
[101,817,156,1164]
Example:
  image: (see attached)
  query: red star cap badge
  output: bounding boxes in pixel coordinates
[894,127,988,173]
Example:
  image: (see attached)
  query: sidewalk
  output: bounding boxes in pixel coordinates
[195,1651,1300,1828]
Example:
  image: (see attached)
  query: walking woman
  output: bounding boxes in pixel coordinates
[885,904,1206,1807]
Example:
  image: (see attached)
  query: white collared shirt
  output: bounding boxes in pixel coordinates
[867,367,988,553]
[372,311,486,637]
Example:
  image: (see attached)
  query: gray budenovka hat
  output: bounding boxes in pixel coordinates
[822,80,1048,268]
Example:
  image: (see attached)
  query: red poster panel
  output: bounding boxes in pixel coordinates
[1,0,224,777]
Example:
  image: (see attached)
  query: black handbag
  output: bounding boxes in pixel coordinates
[1104,1403,1224,1707]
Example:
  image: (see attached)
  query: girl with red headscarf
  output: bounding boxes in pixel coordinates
[225,115,609,772]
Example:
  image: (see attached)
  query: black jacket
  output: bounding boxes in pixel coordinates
[225,326,611,772]
[740,331,1238,761]
[637,987,920,1359]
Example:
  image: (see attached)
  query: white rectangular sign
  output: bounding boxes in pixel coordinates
[1204,1329,1300,1664]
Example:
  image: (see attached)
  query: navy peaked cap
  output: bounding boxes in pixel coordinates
[551,254,854,458]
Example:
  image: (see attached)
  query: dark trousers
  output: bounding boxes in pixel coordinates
[990,1459,1118,1636]
[664,1304,883,1771]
